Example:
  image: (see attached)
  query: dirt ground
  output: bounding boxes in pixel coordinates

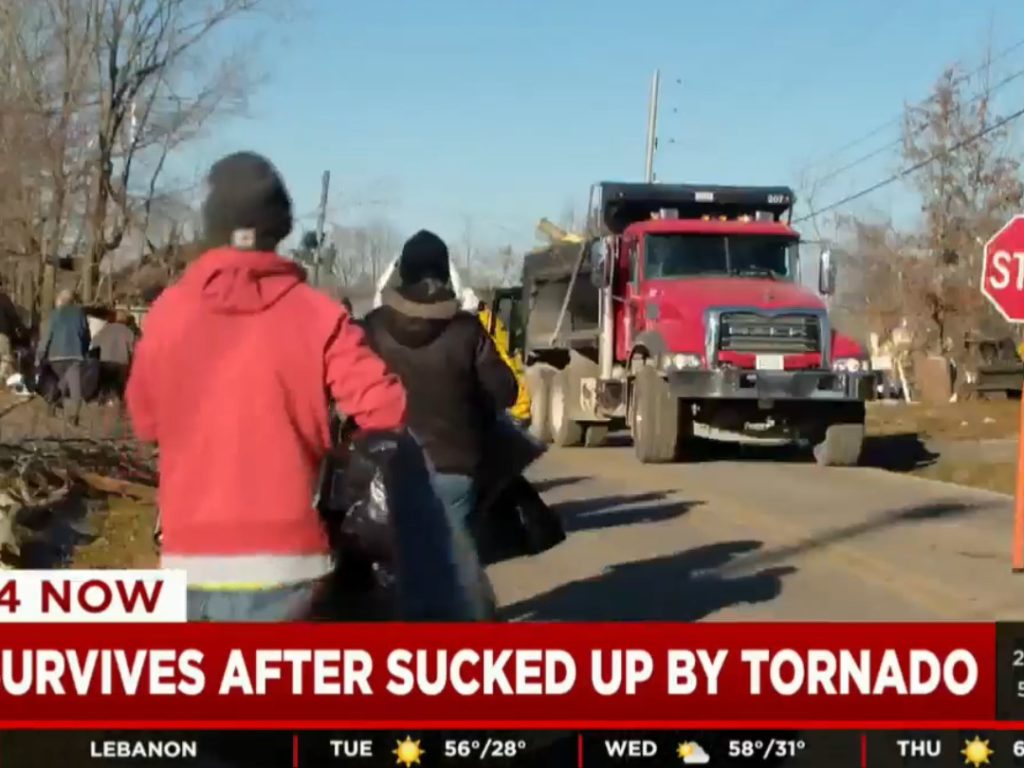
[866,400,1019,495]
[866,399,1020,440]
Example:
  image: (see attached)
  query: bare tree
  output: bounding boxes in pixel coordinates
[900,61,1024,357]
[78,0,266,301]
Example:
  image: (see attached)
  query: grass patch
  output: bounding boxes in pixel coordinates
[71,497,158,569]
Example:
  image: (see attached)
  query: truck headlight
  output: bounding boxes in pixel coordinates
[832,357,870,373]
[670,353,702,369]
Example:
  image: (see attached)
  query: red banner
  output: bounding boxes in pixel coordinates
[0,623,995,725]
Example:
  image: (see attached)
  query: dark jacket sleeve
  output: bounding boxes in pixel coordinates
[78,309,91,354]
[0,294,25,342]
[472,322,518,410]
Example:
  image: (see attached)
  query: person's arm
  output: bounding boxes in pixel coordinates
[473,323,518,410]
[325,311,406,432]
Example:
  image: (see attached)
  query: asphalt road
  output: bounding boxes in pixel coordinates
[491,440,1023,622]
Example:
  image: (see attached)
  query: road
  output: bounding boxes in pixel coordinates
[491,439,1023,621]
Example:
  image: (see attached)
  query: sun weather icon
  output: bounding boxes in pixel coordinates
[961,736,993,767]
[677,741,711,764]
[393,736,424,766]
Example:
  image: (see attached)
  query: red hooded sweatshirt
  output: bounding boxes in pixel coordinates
[127,247,406,588]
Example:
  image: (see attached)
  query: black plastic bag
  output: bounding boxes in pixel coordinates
[472,476,566,566]
[475,414,546,512]
[28,363,61,404]
[470,415,565,565]
[314,428,476,622]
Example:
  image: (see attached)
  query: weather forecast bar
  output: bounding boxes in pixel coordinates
[0,729,1013,766]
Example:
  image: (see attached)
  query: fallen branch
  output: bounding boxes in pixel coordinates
[72,470,156,502]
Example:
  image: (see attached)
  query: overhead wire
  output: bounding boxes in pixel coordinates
[809,62,1024,189]
[800,36,1024,176]
[793,102,1024,224]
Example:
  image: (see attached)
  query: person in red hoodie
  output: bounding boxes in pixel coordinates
[126,152,407,621]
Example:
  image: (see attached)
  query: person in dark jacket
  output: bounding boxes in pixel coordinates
[36,289,91,425]
[0,284,26,381]
[362,229,518,617]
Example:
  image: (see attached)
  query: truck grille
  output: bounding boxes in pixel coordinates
[718,312,820,354]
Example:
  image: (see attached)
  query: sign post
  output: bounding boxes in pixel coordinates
[980,214,1024,571]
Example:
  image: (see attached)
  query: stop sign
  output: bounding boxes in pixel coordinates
[982,214,1024,322]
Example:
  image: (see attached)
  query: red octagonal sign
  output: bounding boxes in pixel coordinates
[982,214,1024,323]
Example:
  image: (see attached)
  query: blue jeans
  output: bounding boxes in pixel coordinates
[431,473,496,619]
[187,582,318,622]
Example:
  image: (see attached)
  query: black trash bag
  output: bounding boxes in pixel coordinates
[80,356,101,401]
[28,363,61,404]
[25,359,101,404]
[475,414,546,512]
[314,427,477,622]
[469,415,566,565]
[472,476,566,567]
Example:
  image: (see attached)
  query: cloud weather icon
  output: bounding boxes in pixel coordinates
[677,741,710,764]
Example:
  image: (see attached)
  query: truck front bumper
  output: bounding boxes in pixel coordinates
[665,368,875,402]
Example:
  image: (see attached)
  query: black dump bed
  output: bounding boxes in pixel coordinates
[594,182,795,234]
[521,239,600,353]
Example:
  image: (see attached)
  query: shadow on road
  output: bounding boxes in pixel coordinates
[501,540,794,621]
[714,498,995,577]
[550,492,702,533]
[532,476,590,493]
[860,432,939,472]
[567,430,944,472]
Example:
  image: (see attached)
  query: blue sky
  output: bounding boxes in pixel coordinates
[189,0,1024,254]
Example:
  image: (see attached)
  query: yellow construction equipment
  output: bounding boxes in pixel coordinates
[536,218,584,244]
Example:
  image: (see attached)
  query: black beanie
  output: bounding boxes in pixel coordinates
[399,230,450,285]
[201,152,293,251]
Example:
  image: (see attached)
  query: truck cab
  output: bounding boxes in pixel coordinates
[516,182,874,466]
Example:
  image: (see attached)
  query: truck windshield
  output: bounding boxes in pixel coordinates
[644,234,798,281]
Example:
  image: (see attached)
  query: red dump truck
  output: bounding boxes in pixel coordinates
[499,182,874,465]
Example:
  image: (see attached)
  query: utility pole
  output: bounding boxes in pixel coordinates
[643,69,660,182]
[313,170,331,287]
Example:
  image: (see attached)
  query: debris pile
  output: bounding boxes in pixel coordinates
[0,439,156,568]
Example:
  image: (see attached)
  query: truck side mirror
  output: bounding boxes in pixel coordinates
[819,249,836,295]
[589,239,616,288]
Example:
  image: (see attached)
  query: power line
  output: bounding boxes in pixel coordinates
[793,101,1024,224]
[800,36,1024,175]
[810,62,1024,189]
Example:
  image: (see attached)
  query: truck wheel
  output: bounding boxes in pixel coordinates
[549,367,584,447]
[583,424,609,447]
[525,366,552,443]
[813,423,865,467]
[632,365,680,463]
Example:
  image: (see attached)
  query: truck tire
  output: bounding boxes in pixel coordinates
[526,365,552,443]
[583,424,609,447]
[632,365,680,463]
[813,423,865,467]
[549,367,584,447]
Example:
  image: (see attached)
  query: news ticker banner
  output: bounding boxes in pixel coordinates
[2,729,1024,767]
[6,571,1024,724]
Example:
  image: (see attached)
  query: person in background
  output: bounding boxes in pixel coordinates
[91,309,137,404]
[461,288,531,427]
[0,282,27,381]
[362,230,517,618]
[36,289,90,426]
[126,151,406,622]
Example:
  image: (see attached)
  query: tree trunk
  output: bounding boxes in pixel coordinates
[39,263,56,326]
